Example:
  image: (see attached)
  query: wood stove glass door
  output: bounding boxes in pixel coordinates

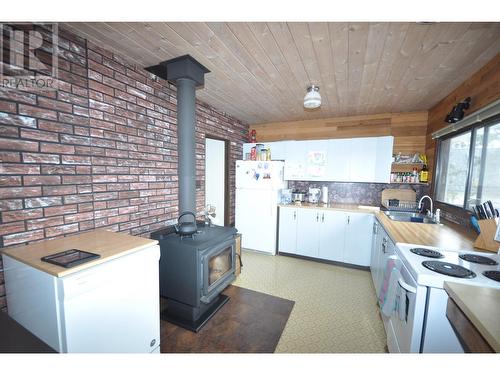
[202,238,235,301]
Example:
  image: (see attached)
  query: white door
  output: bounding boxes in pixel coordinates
[205,138,225,225]
[344,212,374,266]
[278,206,298,254]
[318,210,346,261]
[296,209,320,258]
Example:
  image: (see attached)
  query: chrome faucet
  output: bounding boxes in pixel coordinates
[418,195,433,218]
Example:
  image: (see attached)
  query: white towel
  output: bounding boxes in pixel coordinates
[381,266,400,318]
[397,282,407,322]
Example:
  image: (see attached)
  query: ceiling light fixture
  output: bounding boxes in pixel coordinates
[304,85,321,109]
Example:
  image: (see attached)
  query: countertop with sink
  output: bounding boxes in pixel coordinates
[444,281,500,352]
[375,210,478,250]
[1,229,158,277]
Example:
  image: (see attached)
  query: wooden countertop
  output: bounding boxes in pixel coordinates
[278,202,380,214]
[1,230,158,278]
[375,211,476,250]
[444,282,500,352]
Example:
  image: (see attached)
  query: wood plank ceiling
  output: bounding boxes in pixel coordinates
[62,22,500,125]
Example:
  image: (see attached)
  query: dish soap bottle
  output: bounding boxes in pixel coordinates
[419,164,428,183]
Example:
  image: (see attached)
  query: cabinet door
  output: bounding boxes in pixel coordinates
[344,212,374,266]
[349,137,377,182]
[318,210,346,261]
[373,136,394,183]
[370,220,380,284]
[296,209,320,258]
[327,139,352,182]
[278,206,298,254]
[266,141,287,161]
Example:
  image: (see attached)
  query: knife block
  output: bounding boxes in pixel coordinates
[473,219,500,253]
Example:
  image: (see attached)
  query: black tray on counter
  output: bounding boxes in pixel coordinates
[41,249,100,268]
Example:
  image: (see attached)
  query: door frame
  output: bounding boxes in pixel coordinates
[205,135,230,226]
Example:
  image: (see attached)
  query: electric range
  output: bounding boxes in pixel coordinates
[396,243,500,290]
[384,242,500,353]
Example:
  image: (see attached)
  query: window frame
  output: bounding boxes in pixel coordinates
[433,114,500,211]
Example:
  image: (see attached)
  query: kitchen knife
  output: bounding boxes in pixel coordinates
[477,204,486,220]
[471,206,479,219]
[487,201,496,218]
[496,209,500,218]
[482,202,492,219]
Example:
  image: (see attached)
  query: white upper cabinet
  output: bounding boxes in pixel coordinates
[243,135,394,183]
[327,139,352,182]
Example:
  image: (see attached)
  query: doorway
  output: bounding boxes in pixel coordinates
[205,137,229,226]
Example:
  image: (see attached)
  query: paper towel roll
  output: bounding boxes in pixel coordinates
[321,186,328,204]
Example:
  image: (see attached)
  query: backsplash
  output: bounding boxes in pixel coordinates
[287,181,430,207]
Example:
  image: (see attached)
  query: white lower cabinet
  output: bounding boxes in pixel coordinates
[278,206,298,254]
[278,207,373,267]
[318,210,346,262]
[343,212,374,266]
[296,209,320,258]
[370,218,396,299]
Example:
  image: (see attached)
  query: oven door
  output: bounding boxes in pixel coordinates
[389,258,427,353]
[200,237,236,304]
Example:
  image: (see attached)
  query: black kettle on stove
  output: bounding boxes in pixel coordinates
[174,211,198,236]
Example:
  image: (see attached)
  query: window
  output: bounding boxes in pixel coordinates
[435,117,500,211]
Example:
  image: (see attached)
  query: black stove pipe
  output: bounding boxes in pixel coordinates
[176,77,197,214]
[146,55,210,219]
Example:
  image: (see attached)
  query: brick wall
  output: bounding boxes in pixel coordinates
[0,25,248,312]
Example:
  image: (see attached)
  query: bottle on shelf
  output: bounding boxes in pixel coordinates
[420,164,429,183]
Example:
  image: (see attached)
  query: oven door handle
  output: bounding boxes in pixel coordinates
[397,278,417,294]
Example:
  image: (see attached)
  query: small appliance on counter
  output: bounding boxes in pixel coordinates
[321,186,328,204]
[280,188,292,204]
[292,190,306,204]
[308,188,321,204]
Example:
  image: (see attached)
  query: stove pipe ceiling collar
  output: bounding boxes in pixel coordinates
[146,55,210,216]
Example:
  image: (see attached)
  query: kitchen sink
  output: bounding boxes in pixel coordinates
[384,211,439,224]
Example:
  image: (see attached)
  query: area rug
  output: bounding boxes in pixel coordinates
[160,285,295,353]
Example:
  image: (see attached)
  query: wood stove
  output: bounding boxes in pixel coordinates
[151,224,237,331]
[147,55,238,332]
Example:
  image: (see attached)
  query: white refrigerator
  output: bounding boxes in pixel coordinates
[235,160,285,255]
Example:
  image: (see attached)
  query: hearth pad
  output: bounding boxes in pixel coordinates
[161,294,230,333]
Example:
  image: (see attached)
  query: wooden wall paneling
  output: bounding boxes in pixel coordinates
[426,52,500,182]
[357,23,390,110]
[346,23,370,113]
[366,23,409,114]
[385,23,429,111]
[247,23,304,110]
[166,23,283,122]
[63,22,500,125]
[226,23,302,118]
[328,23,349,115]
[201,22,291,120]
[429,24,500,105]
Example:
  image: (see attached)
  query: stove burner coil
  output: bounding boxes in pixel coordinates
[458,254,498,265]
[422,261,476,278]
[410,248,444,258]
[483,270,500,282]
